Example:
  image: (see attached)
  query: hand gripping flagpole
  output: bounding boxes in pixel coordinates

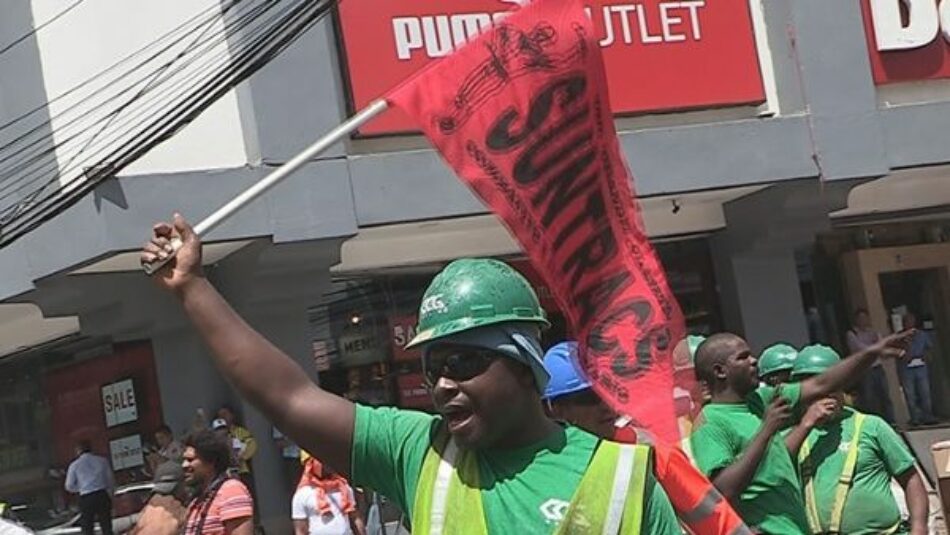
[142,99,389,275]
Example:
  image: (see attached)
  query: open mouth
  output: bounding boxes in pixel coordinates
[443,405,475,433]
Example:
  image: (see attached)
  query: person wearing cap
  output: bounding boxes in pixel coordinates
[689,331,913,534]
[757,343,797,387]
[783,345,928,535]
[216,405,258,488]
[131,462,187,535]
[141,216,679,533]
[542,341,751,535]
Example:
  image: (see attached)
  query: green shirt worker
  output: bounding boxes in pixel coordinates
[690,332,912,534]
[757,344,798,388]
[783,345,928,535]
[141,215,680,534]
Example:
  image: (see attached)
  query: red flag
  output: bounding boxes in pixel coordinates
[387,0,688,443]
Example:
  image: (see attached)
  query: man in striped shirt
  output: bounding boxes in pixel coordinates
[182,430,254,535]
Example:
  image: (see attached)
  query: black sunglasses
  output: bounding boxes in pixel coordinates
[422,348,500,387]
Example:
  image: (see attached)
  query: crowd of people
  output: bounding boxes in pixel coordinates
[132,214,938,534]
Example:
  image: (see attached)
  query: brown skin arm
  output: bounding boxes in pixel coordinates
[896,467,929,535]
[223,517,254,535]
[141,215,356,477]
[712,396,791,502]
[799,331,914,405]
[784,398,837,457]
[293,519,309,535]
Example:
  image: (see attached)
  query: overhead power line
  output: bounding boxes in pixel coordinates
[0,0,339,248]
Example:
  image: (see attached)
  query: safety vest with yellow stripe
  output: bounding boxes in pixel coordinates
[412,431,652,534]
[798,412,900,535]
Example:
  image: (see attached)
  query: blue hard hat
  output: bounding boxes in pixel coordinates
[542,342,592,401]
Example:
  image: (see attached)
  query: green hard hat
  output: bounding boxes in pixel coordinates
[687,335,706,362]
[791,344,841,379]
[407,258,549,348]
[758,343,798,378]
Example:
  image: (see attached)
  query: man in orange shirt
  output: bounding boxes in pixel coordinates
[181,430,254,535]
[542,342,750,535]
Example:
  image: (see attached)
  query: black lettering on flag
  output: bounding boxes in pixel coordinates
[562,221,616,288]
[531,152,597,228]
[572,270,631,327]
[511,107,590,185]
[486,75,587,152]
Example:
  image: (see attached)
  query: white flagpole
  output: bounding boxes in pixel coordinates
[143,98,389,275]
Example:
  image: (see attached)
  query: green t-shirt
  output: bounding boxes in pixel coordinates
[690,384,809,534]
[800,408,915,534]
[351,404,680,534]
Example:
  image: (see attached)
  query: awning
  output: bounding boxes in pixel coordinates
[0,303,79,358]
[832,164,950,225]
[332,185,765,275]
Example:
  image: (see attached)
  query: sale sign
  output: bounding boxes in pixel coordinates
[861,0,950,84]
[101,378,138,428]
[337,0,767,134]
[390,313,421,363]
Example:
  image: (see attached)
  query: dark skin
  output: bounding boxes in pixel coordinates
[547,389,616,438]
[141,215,559,477]
[761,370,791,387]
[707,334,912,502]
[426,344,559,449]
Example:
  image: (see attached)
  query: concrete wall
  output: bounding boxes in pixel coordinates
[29,0,248,177]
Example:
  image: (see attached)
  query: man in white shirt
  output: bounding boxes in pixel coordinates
[847,308,895,423]
[64,440,115,535]
[292,455,364,535]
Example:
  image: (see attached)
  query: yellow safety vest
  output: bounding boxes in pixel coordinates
[412,431,651,534]
[799,413,900,535]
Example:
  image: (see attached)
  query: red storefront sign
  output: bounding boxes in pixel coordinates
[861,0,950,84]
[396,372,432,409]
[338,0,766,135]
[44,342,163,473]
[389,313,421,363]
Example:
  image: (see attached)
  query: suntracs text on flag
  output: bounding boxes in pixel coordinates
[386,0,691,443]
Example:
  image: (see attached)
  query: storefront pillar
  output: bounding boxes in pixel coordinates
[711,181,851,351]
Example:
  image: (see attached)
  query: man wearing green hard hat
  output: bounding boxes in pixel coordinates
[140,218,679,534]
[757,343,798,387]
[784,345,929,535]
[689,330,913,534]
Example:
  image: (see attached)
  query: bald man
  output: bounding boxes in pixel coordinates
[689,332,911,533]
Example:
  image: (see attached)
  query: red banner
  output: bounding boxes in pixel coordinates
[388,0,686,443]
[340,0,766,135]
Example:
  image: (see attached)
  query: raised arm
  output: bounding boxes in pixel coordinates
[711,396,791,502]
[141,215,355,476]
[799,331,913,406]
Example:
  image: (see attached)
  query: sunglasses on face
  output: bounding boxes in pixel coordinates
[423,348,500,387]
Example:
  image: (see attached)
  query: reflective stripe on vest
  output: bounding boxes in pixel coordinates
[412,432,650,534]
[798,412,894,534]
